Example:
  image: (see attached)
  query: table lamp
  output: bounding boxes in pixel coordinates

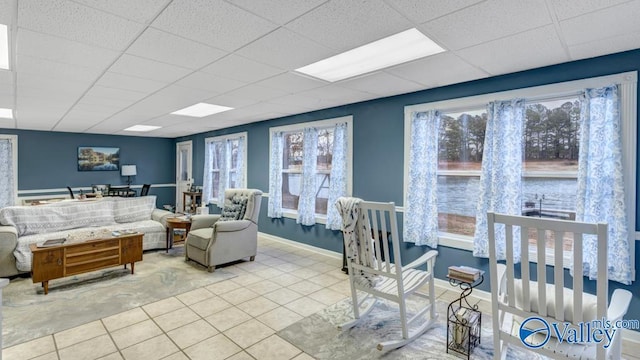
[121,165,137,186]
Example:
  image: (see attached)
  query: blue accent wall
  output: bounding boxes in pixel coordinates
[0,129,176,206]
[177,48,640,324]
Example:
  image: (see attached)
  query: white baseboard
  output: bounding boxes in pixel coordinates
[258,231,640,344]
[258,232,343,260]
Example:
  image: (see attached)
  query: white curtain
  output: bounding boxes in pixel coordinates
[0,138,14,208]
[326,122,348,230]
[235,136,245,190]
[576,85,632,284]
[297,127,318,225]
[268,131,284,218]
[216,140,229,208]
[404,110,440,246]
[473,99,525,261]
[202,140,215,204]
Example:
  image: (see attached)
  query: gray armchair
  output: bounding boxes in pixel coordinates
[185,189,262,272]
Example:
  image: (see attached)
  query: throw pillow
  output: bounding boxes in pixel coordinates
[216,195,249,222]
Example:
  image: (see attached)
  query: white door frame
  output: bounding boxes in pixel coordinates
[176,140,193,213]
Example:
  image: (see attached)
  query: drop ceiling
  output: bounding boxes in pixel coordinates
[1,0,640,138]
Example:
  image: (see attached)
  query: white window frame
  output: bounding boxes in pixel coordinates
[404,71,637,275]
[269,116,353,224]
[204,132,247,205]
[0,134,18,206]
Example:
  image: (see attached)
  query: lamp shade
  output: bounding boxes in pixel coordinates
[121,165,137,176]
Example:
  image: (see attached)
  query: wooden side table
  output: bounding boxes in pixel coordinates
[166,217,192,252]
[182,191,202,213]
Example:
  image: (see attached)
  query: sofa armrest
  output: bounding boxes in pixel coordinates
[0,226,19,277]
[191,215,221,230]
[214,220,251,233]
[152,209,174,226]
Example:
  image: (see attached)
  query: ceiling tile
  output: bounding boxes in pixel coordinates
[55,107,116,132]
[386,0,485,24]
[421,0,552,50]
[0,118,14,129]
[17,73,88,101]
[549,0,630,21]
[221,84,289,103]
[0,95,13,109]
[128,85,217,117]
[254,72,327,93]
[285,0,412,52]
[18,0,144,51]
[83,85,148,103]
[568,30,640,61]
[235,28,334,69]
[174,71,246,94]
[17,29,120,70]
[126,28,227,69]
[457,25,569,76]
[95,72,168,93]
[226,0,327,25]
[560,1,640,46]
[108,54,192,83]
[151,0,277,51]
[268,93,322,109]
[299,85,375,103]
[0,0,16,26]
[71,0,171,24]
[338,71,424,96]
[203,93,261,109]
[386,52,488,88]
[17,55,101,84]
[200,54,285,83]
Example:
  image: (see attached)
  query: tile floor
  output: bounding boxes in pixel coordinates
[3,236,640,360]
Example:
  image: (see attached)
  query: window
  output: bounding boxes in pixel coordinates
[282,129,334,214]
[404,72,636,270]
[203,132,247,206]
[269,116,353,225]
[436,98,580,244]
[0,134,17,207]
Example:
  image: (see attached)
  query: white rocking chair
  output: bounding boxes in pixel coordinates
[336,198,438,352]
[488,212,632,360]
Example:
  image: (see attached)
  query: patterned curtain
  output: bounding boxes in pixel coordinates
[216,140,229,208]
[403,110,440,246]
[268,131,284,218]
[326,122,348,230]
[576,85,632,284]
[202,140,214,204]
[0,138,14,208]
[235,136,245,189]
[297,127,318,225]
[473,99,524,261]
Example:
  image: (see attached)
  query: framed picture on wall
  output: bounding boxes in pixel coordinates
[78,146,120,171]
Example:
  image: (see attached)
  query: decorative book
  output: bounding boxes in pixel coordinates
[448,265,481,282]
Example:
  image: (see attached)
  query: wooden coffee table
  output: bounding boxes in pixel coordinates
[30,232,143,295]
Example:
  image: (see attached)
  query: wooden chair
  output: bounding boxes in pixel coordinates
[336,198,438,352]
[487,212,632,360]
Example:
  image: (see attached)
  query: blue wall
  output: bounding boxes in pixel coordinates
[178,48,640,323]
[0,129,176,206]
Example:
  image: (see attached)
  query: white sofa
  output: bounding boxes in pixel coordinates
[0,196,173,276]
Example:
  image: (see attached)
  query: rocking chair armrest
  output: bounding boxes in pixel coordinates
[404,250,438,271]
[607,289,632,322]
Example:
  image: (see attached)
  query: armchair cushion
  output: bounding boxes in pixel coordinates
[187,228,214,250]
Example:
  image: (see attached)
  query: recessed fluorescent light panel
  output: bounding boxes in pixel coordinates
[171,103,233,118]
[0,108,13,119]
[124,125,161,132]
[295,28,445,82]
[0,24,9,70]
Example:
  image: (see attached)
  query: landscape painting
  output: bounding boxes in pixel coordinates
[78,146,120,171]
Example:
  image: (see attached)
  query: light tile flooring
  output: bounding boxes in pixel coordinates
[4,236,640,360]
